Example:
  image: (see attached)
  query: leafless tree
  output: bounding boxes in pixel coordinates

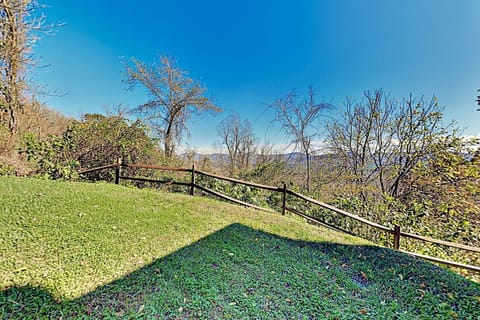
[269,86,331,192]
[237,119,256,174]
[327,91,393,197]
[124,55,221,159]
[389,94,447,197]
[327,90,450,199]
[217,112,257,177]
[218,113,240,175]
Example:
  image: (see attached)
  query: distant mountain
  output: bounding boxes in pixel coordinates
[180,151,335,166]
[182,153,230,163]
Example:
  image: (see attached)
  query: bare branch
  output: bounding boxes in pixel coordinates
[124,55,221,158]
[217,112,257,177]
[269,86,332,191]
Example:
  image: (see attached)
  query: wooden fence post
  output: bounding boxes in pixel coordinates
[190,164,195,196]
[115,157,122,185]
[393,225,401,250]
[282,183,287,215]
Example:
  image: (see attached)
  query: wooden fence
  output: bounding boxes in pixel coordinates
[78,160,480,274]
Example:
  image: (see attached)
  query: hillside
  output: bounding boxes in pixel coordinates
[1,177,479,319]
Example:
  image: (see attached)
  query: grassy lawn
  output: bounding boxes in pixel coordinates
[1,177,479,319]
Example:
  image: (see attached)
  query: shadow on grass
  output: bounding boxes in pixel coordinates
[2,223,480,319]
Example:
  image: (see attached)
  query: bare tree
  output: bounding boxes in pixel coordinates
[0,0,46,139]
[218,113,241,175]
[269,86,331,192]
[327,90,450,199]
[327,90,394,197]
[124,55,221,158]
[217,112,256,177]
[237,118,256,173]
[389,94,447,197]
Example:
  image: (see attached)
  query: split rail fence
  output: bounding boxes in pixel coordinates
[78,160,480,274]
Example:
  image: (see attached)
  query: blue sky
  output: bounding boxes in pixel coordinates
[33,0,480,152]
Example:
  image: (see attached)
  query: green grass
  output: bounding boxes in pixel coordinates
[1,177,479,319]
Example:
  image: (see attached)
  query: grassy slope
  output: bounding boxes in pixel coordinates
[1,176,479,319]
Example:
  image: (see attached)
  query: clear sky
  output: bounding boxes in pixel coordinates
[33,0,480,152]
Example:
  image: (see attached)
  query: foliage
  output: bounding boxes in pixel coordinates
[21,131,78,179]
[70,114,158,170]
[0,123,15,174]
[17,99,72,140]
[124,55,221,158]
[402,136,480,243]
[1,177,479,319]
[196,174,274,209]
[20,113,159,180]
[320,90,479,278]
[245,160,289,187]
[0,100,71,176]
[0,1,65,173]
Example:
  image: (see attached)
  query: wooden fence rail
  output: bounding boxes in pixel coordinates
[78,161,480,273]
[78,163,117,174]
[125,163,192,172]
[195,169,282,192]
[286,189,393,234]
[193,183,275,213]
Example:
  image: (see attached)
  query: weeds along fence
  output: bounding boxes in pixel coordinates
[78,160,480,275]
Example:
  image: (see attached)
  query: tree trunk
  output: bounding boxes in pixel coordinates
[164,121,174,159]
[306,152,310,192]
[164,137,173,159]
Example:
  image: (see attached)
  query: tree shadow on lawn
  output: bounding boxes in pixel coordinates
[2,223,480,319]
